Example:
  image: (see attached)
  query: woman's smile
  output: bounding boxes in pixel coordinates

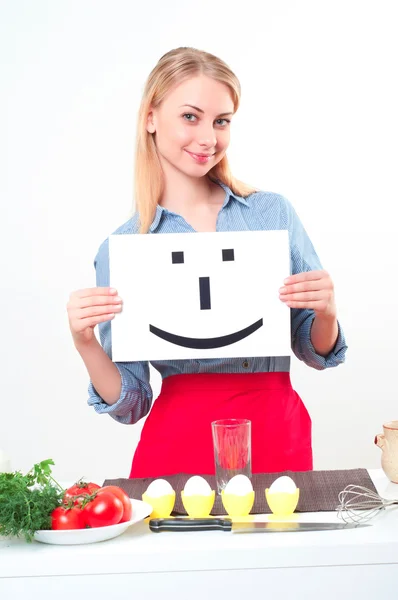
[184,149,215,163]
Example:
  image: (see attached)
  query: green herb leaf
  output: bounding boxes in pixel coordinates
[0,459,65,542]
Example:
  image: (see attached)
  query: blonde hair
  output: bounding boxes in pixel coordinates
[133,47,257,233]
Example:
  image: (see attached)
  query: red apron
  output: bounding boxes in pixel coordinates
[129,372,312,478]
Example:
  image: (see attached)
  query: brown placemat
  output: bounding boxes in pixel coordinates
[103,469,376,515]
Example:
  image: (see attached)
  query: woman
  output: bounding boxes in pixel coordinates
[67,47,347,478]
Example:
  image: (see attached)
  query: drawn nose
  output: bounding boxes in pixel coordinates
[199,277,211,310]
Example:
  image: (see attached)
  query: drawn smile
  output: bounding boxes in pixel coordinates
[149,318,263,350]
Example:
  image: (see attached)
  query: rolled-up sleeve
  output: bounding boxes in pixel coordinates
[283,197,348,370]
[87,237,153,424]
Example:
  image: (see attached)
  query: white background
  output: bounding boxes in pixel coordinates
[1,0,397,483]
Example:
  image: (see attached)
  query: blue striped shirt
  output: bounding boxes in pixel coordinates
[88,181,347,424]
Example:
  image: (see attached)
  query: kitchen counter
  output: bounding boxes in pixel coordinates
[1,469,398,599]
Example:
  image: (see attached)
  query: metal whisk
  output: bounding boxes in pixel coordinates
[337,484,398,524]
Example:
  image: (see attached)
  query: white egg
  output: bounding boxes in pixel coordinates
[145,479,174,498]
[184,476,212,496]
[268,476,297,494]
[224,474,253,496]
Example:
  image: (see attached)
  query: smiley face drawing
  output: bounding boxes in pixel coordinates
[109,230,291,362]
[149,248,263,349]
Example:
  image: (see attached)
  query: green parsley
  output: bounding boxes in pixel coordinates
[0,458,65,542]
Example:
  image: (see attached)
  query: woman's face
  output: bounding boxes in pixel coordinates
[146,75,235,177]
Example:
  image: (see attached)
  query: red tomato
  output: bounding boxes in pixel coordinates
[97,486,133,523]
[51,506,86,530]
[83,492,123,528]
[63,481,101,505]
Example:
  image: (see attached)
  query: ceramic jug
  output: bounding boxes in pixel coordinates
[375,421,398,483]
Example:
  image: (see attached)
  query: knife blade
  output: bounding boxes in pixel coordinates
[148,517,370,533]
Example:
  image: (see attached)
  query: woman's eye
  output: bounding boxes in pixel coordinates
[182,114,231,126]
[216,118,231,126]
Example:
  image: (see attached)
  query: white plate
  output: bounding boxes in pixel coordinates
[33,499,152,545]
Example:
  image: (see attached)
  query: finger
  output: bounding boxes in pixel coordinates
[283,299,330,310]
[73,314,116,332]
[73,287,118,299]
[74,295,122,310]
[78,304,122,319]
[283,270,326,285]
[280,291,326,303]
[279,280,328,295]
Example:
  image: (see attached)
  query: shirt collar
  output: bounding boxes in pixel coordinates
[149,178,250,232]
[149,204,164,232]
[216,180,250,208]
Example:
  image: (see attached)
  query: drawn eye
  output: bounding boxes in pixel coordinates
[172,251,184,264]
[222,249,234,261]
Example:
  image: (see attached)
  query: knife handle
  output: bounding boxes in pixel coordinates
[149,517,232,532]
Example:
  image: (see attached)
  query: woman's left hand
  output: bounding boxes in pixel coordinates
[279,269,336,319]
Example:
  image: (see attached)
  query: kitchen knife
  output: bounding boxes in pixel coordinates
[149,517,370,533]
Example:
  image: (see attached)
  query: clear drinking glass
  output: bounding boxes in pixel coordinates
[211,418,252,494]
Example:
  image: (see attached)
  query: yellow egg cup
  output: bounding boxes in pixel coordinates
[142,492,176,518]
[221,491,255,517]
[181,490,215,517]
[265,488,300,517]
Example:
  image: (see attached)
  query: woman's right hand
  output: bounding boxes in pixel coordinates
[67,287,122,346]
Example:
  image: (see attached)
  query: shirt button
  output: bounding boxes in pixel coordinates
[242,360,249,368]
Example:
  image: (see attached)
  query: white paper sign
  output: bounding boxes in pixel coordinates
[109,230,291,362]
